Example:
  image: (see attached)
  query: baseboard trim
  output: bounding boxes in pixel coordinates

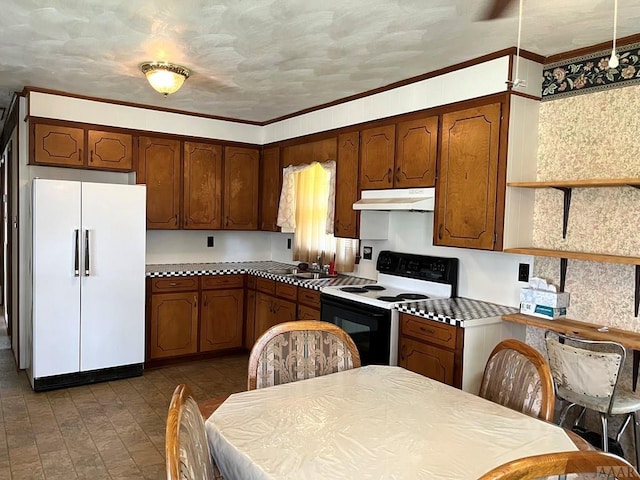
[33,363,144,392]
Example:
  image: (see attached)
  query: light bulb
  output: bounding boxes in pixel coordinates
[609,49,619,69]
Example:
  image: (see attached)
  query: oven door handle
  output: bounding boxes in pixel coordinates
[321,294,388,317]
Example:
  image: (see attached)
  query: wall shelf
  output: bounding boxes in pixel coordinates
[504,247,640,318]
[507,178,640,238]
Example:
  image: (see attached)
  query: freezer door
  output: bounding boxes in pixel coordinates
[80,182,146,371]
[32,179,82,378]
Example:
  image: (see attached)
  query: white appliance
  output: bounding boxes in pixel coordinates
[321,251,458,366]
[352,188,435,211]
[31,179,146,391]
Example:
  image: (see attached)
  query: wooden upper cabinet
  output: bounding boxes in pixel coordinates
[87,130,133,171]
[138,136,182,229]
[32,123,84,167]
[435,103,502,250]
[360,125,395,189]
[223,146,259,230]
[183,142,222,230]
[260,147,281,232]
[395,116,438,188]
[334,132,360,239]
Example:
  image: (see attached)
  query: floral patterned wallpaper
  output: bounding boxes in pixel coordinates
[532,83,640,331]
[542,42,640,100]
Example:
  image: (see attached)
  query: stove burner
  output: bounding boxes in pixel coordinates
[363,285,385,291]
[376,296,405,302]
[398,293,429,300]
[340,287,368,293]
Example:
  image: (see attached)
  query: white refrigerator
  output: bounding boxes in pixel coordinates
[31,179,146,391]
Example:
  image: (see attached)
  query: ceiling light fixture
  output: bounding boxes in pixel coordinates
[140,62,191,96]
[508,0,526,89]
[608,0,619,69]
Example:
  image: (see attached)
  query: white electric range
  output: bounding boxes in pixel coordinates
[320,251,459,366]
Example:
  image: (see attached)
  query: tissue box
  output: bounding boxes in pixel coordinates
[519,288,570,319]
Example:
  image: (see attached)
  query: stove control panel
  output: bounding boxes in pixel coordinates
[376,251,459,294]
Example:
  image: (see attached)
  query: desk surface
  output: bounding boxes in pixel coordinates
[205,366,576,480]
[502,313,640,350]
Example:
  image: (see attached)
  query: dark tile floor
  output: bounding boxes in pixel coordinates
[0,346,247,479]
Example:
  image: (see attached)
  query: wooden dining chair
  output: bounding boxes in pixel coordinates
[477,450,640,479]
[166,384,224,480]
[247,320,361,390]
[479,339,555,422]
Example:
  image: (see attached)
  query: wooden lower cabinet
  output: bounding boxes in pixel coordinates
[254,292,297,341]
[200,289,244,352]
[245,288,256,349]
[399,337,455,385]
[398,313,463,388]
[149,292,199,359]
[297,304,320,321]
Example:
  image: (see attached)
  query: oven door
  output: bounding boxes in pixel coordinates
[320,294,396,366]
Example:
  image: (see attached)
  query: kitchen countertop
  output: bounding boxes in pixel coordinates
[145,261,373,291]
[146,262,517,322]
[396,298,519,328]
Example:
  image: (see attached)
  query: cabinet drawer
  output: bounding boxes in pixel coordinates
[247,274,257,290]
[400,313,459,350]
[151,276,199,293]
[256,277,275,294]
[298,288,321,309]
[202,274,244,290]
[275,282,297,301]
[298,304,320,321]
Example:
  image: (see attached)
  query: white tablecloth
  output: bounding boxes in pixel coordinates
[205,365,576,479]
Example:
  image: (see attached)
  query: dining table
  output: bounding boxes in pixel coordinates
[204,365,577,479]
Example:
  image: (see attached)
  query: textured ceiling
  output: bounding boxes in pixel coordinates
[1,0,639,126]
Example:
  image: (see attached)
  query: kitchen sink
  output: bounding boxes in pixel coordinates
[267,268,297,275]
[293,272,331,279]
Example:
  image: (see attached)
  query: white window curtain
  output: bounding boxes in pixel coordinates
[277,161,357,272]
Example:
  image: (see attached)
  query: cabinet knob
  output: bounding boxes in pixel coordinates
[395,166,401,184]
[193,295,197,306]
[174,215,178,226]
[438,224,443,240]
[90,150,94,163]
[387,168,392,183]
[78,148,82,163]
[169,282,177,286]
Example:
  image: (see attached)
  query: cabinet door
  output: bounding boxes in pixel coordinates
[435,103,501,250]
[200,289,244,352]
[298,304,320,321]
[395,117,437,188]
[359,125,395,190]
[138,136,182,229]
[399,337,455,386]
[224,146,259,230]
[87,130,133,171]
[334,132,360,238]
[149,292,198,359]
[254,292,296,340]
[260,147,281,232]
[245,288,256,349]
[32,123,84,167]
[184,142,222,230]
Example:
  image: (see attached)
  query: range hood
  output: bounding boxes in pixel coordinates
[353,188,435,211]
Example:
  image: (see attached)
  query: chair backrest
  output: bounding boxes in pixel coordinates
[166,384,215,480]
[479,339,555,422]
[545,332,624,415]
[247,320,361,390]
[477,450,640,480]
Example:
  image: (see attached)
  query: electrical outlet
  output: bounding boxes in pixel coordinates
[287,238,292,249]
[363,246,373,260]
[518,263,529,282]
[207,236,214,247]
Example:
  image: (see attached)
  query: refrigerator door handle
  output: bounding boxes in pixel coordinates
[74,229,80,276]
[84,230,90,276]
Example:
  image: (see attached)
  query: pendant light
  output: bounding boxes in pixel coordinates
[608,0,619,69]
